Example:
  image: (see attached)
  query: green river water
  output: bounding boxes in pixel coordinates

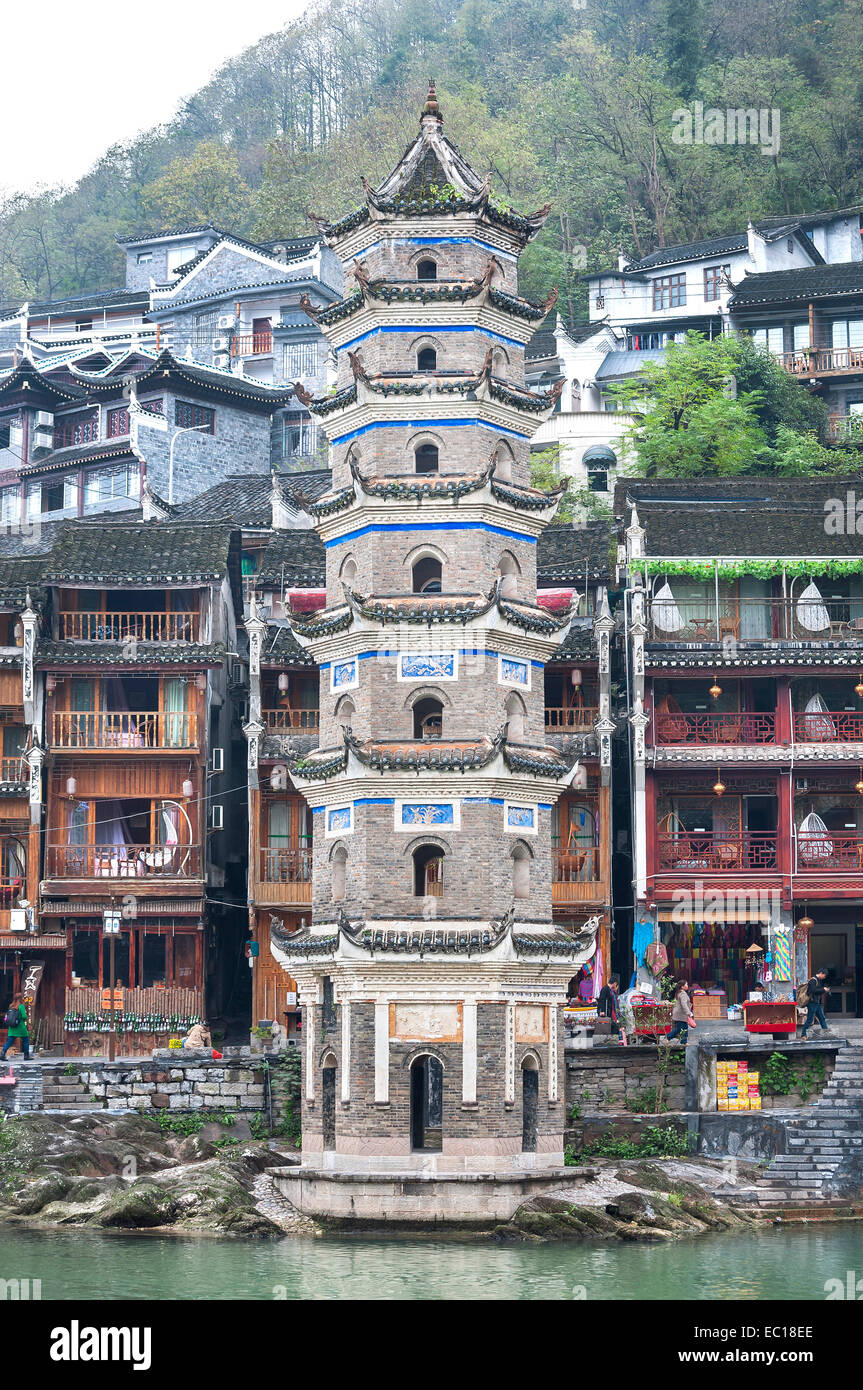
[1,1224,862,1299]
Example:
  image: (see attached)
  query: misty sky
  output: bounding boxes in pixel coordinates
[2,0,308,195]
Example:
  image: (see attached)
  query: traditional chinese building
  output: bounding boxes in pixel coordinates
[257,86,599,1184]
[620,477,863,1018]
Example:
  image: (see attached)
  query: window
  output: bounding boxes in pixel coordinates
[75,318,93,335]
[412,556,442,593]
[415,442,439,475]
[194,311,218,346]
[140,935,167,988]
[166,246,192,275]
[0,421,9,450]
[174,401,215,435]
[83,464,140,507]
[331,846,347,902]
[652,274,686,310]
[793,323,810,351]
[588,467,608,493]
[752,326,784,355]
[284,342,319,379]
[282,414,318,459]
[54,411,99,449]
[413,697,443,740]
[106,406,130,438]
[140,398,164,417]
[417,346,437,372]
[413,844,444,897]
[416,259,438,282]
[512,843,531,899]
[0,487,19,526]
[832,319,863,350]
[136,252,153,265]
[27,475,77,517]
[704,264,730,301]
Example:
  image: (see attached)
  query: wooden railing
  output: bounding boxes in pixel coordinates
[826,414,863,444]
[796,834,863,872]
[46,844,202,879]
[59,611,200,642]
[231,332,273,357]
[657,833,777,872]
[0,875,24,904]
[52,711,198,750]
[552,848,602,903]
[545,706,598,731]
[794,710,863,743]
[649,598,863,643]
[777,347,863,377]
[654,711,776,745]
[263,708,320,732]
[0,757,26,782]
[257,848,314,904]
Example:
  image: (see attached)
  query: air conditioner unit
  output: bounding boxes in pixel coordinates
[213,336,230,352]
[209,804,224,830]
[795,777,809,791]
[8,909,26,932]
[210,747,224,774]
[32,428,53,450]
[213,353,230,369]
[217,314,236,330]
[229,659,245,687]
[35,410,54,428]
[9,422,23,449]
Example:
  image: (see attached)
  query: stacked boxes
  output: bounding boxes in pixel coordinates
[716,1059,762,1110]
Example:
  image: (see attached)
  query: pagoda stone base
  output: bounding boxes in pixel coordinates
[273,1164,573,1226]
[300,1135,563,1172]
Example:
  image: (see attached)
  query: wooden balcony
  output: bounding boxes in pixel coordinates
[654,711,776,745]
[649,598,863,643]
[0,757,26,783]
[826,414,863,444]
[657,833,777,872]
[46,844,202,881]
[59,611,200,643]
[796,834,863,872]
[793,710,863,743]
[552,848,603,904]
[263,709,320,733]
[256,847,313,905]
[51,711,198,751]
[777,347,863,378]
[231,332,273,357]
[545,706,598,732]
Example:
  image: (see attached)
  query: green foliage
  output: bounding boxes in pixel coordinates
[568,1102,582,1122]
[761,1051,796,1097]
[624,1085,669,1114]
[577,1125,694,1160]
[142,141,251,229]
[797,1057,827,1105]
[269,1049,302,1148]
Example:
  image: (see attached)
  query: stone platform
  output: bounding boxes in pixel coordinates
[272,1165,594,1227]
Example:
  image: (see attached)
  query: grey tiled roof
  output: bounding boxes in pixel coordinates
[537,522,612,583]
[173,473,274,527]
[261,626,314,667]
[615,477,863,558]
[37,641,225,667]
[729,262,863,306]
[595,350,665,379]
[256,530,326,587]
[43,520,235,583]
[0,557,48,610]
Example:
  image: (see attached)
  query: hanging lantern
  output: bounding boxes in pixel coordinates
[196,673,207,692]
[570,669,582,688]
[856,674,863,699]
[65,776,77,797]
[796,913,814,933]
[13,622,23,645]
[709,676,722,700]
[713,768,725,797]
[46,675,56,693]
[856,768,863,796]
[278,673,290,692]
[182,778,194,799]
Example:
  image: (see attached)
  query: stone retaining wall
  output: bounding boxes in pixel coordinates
[565,1044,687,1116]
[40,1057,267,1115]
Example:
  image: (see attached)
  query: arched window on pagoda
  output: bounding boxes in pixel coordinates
[417,346,437,372]
[412,556,442,593]
[416,259,438,282]
[414,442,439,475]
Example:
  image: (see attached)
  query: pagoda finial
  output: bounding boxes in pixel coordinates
[421,79,443,126]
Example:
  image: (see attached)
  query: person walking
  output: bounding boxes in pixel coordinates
[1,993,30,1060]
[800,970,830,1038]
[596,974,627,1045]
[668,980,693,1043]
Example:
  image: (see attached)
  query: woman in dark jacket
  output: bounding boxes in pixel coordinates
[596,974,625,1043]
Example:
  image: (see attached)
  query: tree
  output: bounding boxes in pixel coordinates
[142,141,251,230]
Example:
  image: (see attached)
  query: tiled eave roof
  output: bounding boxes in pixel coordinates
[646,643,863,669]
[729,261,863,306]
[0,781,27,796]
[260,626,316,668]
[271,913,586,959]
[37,641,225,669]
[42,519,235,585]
[21,442,134,477]
[129,350,293,410]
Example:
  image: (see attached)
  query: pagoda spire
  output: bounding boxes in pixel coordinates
[420,79,443,126]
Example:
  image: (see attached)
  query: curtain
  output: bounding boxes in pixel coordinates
[163,678,186,747]
[739,576,772,640]
[268,801,292,847]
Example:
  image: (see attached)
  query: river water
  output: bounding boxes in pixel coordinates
[1,1224,862,1299]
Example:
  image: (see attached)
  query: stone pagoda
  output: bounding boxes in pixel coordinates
[272,85,598,1187]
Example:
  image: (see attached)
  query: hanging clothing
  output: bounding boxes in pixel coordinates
[632,919,654,968]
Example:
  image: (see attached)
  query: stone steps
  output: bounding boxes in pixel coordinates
[754,1044,863,1205]
[42,1079,97,1110]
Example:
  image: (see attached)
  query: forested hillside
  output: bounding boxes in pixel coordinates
[3,0,862,315]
